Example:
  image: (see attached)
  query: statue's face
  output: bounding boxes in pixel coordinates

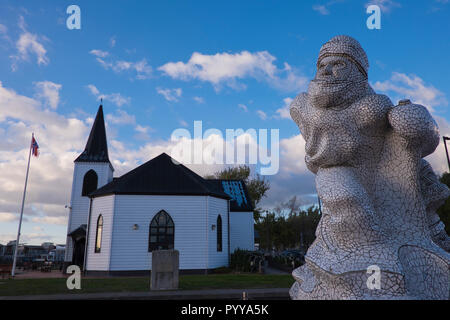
[308,55,367,109]
[316,56,351,82]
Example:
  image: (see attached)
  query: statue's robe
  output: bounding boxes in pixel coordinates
[373,104,450,299]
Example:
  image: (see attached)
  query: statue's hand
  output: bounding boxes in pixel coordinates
[388,100,440,157]
[290,93,309,125]
[305,155,319,174]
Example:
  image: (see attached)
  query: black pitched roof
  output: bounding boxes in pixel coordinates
[207,179,254,212]
[67,224,86,240]
[89,153,230,200]
[75,105,110,163]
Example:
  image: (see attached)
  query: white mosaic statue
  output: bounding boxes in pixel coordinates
[289,35,450,300]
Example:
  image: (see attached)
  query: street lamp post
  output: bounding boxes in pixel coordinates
[443,136,450,172]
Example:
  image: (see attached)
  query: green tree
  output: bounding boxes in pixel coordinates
[205,165,270,222]
[255,196,321,252]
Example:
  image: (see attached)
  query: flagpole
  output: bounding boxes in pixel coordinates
[11,133,34,277]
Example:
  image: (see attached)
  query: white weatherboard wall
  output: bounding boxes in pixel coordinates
[207,197,229,269]
[230,211,254,253]
[108,195,214,271]
[85,195,115,271]
[65,162,113,262]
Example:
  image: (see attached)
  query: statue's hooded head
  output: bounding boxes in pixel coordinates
[309,35,373,109]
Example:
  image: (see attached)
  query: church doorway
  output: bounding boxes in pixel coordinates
[73,238,85,269]
[68,224,87,270]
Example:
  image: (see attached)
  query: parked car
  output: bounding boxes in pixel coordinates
[281,249,305,262]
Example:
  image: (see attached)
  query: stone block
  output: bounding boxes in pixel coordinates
[151,250,179,290]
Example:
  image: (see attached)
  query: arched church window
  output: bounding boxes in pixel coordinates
[149,210,174,252]
[217,215,222,252]
[95,215,103,253]
[82,170,98,196]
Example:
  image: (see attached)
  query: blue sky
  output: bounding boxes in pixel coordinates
[0,0,449,245]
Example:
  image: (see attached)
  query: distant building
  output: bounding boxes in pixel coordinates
[65,105,255,275]
[0,241,64,264]
[16,245,47,262]
[4,241,17,257]
[48,245,66,263]
[41,242,56,251]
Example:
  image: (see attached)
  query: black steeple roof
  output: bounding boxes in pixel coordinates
[75,105,110,163]
[89,153,230,200]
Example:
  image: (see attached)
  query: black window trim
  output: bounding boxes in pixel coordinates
[94,214,103,253]
[148,210,175,252]
[217,214,222,252]
[82,169,98,197]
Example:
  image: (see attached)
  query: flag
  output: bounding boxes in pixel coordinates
[31,135,39,157]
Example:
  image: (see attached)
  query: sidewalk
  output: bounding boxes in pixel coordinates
[0,287,290,300]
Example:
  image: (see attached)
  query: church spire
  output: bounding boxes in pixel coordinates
[75,104,110,163]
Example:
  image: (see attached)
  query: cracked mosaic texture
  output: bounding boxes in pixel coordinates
[289,35,450,300]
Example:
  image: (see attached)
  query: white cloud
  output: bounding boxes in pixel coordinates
[90,50,152,80]
[106,110,136,125]
[365,0,401,13]
[86,84,131,107]
[193,96,205,104]
[89,49,109,58]
[0,24,7,35]
[135,125,150,134]
[256,110,267,120]
[134,125,152,140]
[86,84,100,96]
[18,15,27,31]
[312,1,346,16]
[33,226,44,232]
[0,212,20,222]
[31,216,67,226]
[133,60,153,80]
[313,5,330,15]
[11,16,49,71]
[0,81,90,242]
[238,104,248,112]
[372,72,447,112]
[16,33,49,65]
[110,36,116,48]
[275,97,294,119]
[157,87,182,102]
[279,134,308,176]
[34,81,62,109]
[158,51,307,92]
[0,24,9,43]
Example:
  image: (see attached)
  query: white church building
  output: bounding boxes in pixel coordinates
[64,105,255,275]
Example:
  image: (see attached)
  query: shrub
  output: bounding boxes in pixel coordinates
[230,249,264,273]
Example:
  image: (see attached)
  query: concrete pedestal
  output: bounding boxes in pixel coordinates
[151,250,179,291]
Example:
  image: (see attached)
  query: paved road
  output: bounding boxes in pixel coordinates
[0,287,290,300]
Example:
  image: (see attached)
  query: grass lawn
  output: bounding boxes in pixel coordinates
[0,274,294,297]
